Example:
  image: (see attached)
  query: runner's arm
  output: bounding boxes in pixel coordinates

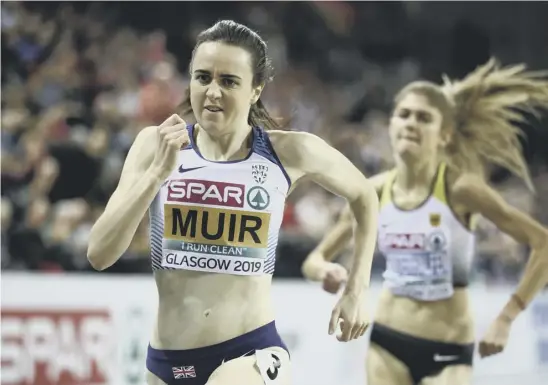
[273,131,379,294]
[302,172,388,281]
[452,173,548,321]
[87,126,160,270]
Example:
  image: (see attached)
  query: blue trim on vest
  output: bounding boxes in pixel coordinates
[252,126,292,189]
[185,124,292,189]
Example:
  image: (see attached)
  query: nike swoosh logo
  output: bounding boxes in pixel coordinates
[178,165,206,174]
[433,354,459,362]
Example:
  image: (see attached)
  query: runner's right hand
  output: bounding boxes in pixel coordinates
[150,114,190,180]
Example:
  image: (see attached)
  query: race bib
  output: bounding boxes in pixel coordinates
[255,349,285,385]
[386,252,450,280]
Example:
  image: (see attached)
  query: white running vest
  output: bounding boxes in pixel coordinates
[148,125,291,276]
[377,163,476,301]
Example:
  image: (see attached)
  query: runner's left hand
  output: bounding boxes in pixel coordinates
[328,292,369,342]
[479,315,512,358]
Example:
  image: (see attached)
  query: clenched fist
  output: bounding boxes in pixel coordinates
[321,263,348,294]
[479,315,512,358]
[150,114,190,180]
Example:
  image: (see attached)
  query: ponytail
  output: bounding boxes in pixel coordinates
[441,58,548,191]
[248,98,282,130]
[179,87,194,122]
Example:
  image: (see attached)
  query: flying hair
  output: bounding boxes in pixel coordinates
[398,58,548,191]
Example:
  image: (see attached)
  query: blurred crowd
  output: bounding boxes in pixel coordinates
[2,2,548,282]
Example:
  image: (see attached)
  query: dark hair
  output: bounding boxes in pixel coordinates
[180,20,281,130]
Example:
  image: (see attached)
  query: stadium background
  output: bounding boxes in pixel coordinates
[1,1,548,385]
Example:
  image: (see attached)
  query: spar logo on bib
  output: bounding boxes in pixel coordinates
[380,233,426,250]
[167,179,245,208]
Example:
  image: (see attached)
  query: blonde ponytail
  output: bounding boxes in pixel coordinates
[441,58,548,191]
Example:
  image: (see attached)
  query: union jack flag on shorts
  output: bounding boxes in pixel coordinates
[172,366,196,379]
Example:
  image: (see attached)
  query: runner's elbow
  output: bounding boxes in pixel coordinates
[86,246,109,271]
[87,240,120,271]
